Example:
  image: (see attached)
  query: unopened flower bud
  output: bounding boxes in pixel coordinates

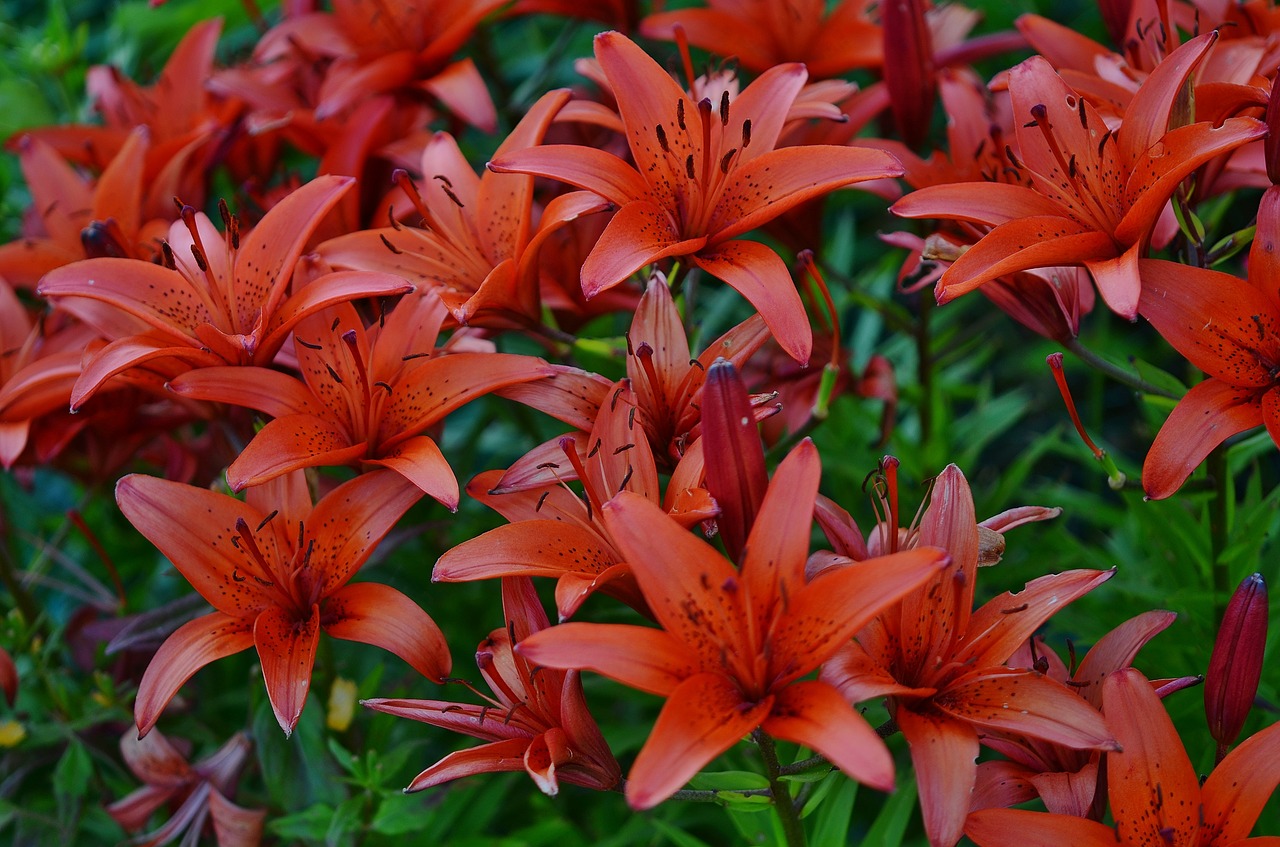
[701,359,768,564]
[1205,573,1268,758]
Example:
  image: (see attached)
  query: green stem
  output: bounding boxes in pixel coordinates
[616,779,773,804]
[1063,338,1180,400]
[779,754,830,776]
[1207,445,1232,625]
[916,294,934,448]
[755,729,806,847]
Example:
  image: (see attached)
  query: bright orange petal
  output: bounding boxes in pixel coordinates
[260,270,414,359]
[935,219,1116,303]
[956,568,1113,668]
[740,438,818,635]
[600,492,743,666]
[691,239,812,364]
[712,145,903,240]
[434,520,621,582]
[965,808,1120,847]
[892,182,1069,226]
[1142,379,1263,500]
[38,259,212,342]
[364,434,458,510]
[489,144,649,206]
[115,474,273,617]
[934,669,1116,749]
[225,414,365,491]
[1200,719,1280,844]
[167,366,321,419]
[135,612,254,737]
[763,680,894,792]
[516,622,698,696]
[896,706,980,847]
[311,470,424,594]
[1103,668,1201,847]
[625,672,771,810]
[323,582,451,683]
[775,547,948,685]
[254,604,321,736]
[581,199,705,296]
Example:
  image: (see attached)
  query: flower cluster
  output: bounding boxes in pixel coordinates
[0,1,1276,846]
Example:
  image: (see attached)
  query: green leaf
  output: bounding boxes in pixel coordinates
[686,770,769,791]
[860,777,917,846]
[651,819,716,847]
[326,795,364,847]
[267,804,337,841]
[370,791,440,836]
[809,774,857,844]
[53,739,91,803]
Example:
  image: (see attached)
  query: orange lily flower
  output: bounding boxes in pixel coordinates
[517,439,949,809]
[972,610,1191,819]
[820,462,1116,847]
[966,668,1280,846]
[496,271,771,477]
[116,470,450,736]
[107,729,264,847]
[316,90,607,328]
[37,175,414,410]
[489,31,905,363]
[434,378,713,619]
[892,32,1266,318]
[640,0,883,77]
[364,577,621,795]
[1137,188,1280,498]
[168,291,551,505]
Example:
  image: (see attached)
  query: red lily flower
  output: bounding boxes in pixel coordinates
[18,19,236,218]
[493,271,772,481]
[0,128,169,289]
[364,577,620,795]
[168,291,552,504]
[116,470,450,736]
[966,668,1280,846]
[640,0,883,77]
[893,33,1266,318]
[107,729,263,847]
[972,609,1194,819]
[820,463,1116,847]
[434,378,713,619]
[490,31,905,363]
[1137,188,1280,498]
[517,439,950,809]
[37,175,414,410]
[316,90,607,328]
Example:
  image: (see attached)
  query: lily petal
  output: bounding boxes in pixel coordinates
[135,612,254,737]
[763,680,894,792]
[965,808,1120,846]
[516,622,697,697]
[225,414,366,491]
[489,145,649,206]
[403,737,534,792]
[581,199,705,296]
[691,239,812,364]
[1142,379,1264,500]
[255,604,321,736]
[935,669,1116,749]
[323,582,450,683]
[363,434,458,510]
[1102,668,1200,847]
[895,706,980,847]
[625,672,772,810]
[1200,719,1280,844]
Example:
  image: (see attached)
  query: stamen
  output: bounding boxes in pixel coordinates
[656,124,670,153]
[741,119,751,148]
[719,90,730,126]
[256,510,278,532]
[379,234,403,255]
[392,168,442,232]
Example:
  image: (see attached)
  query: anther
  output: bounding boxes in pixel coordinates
[719,90,730,125]
[656,124,670,153]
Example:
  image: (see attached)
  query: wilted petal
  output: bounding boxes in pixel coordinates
[208,789,266,847]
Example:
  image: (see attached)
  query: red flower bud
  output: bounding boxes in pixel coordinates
[0,647,15,707]
[1205,573,1268,757]
[700,359,768,564]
